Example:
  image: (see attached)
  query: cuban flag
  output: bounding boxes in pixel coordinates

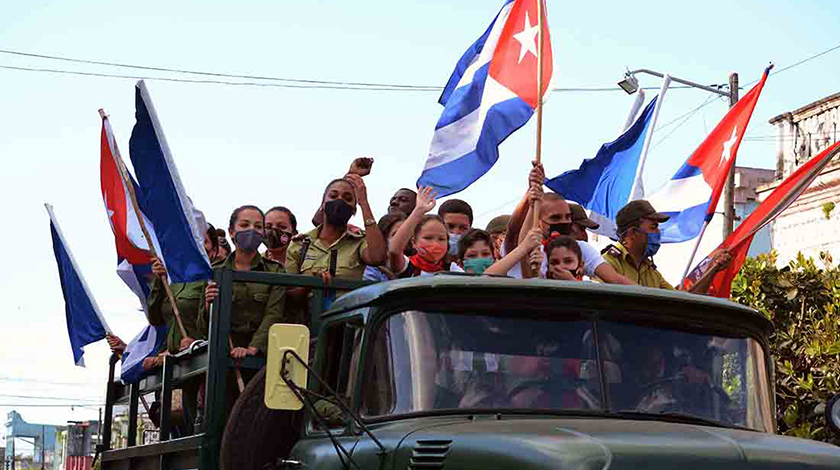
[417,0,553,197]
[129,80,212,283]
[648,67,771,243]
[120,323,167,384]
[545,97,658,238]
[684,140,840,297]
[100,111,161,312]
[46,204,112,366]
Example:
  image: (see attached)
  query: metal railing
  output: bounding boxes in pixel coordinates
[98,268,370,470]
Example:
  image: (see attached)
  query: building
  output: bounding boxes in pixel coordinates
[762,92,840,264]
[4,411,65,470]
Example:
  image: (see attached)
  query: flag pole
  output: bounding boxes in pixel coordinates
[679,219,710,284]
[45,203,113,336]
[527,0,547,276]
[99,109,188,340]
[622,89,646,133]
[629,75,671,201]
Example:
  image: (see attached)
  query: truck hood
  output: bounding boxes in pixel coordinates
[391,415,840,470]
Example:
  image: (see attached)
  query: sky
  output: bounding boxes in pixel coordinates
[2,0,840,443]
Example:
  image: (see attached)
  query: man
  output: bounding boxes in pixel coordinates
[602,200,731,293]
[485,214,511,260]
[504,162,633,284]
[569,203,599,242]
[389,188,417,216]
[439,199,473,255]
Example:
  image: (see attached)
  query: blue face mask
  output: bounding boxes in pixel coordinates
[644,230,661,258]
[448,233,462,256]
[463,257,494,274]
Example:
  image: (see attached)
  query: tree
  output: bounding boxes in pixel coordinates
[731,250,840,442]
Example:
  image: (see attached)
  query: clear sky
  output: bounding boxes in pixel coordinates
[2,0,839,442]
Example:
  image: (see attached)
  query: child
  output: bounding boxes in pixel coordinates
[389,187,463,277]
[457,228,496,274]
[544,235,584,281]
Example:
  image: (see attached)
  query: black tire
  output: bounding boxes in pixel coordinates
[220,366,300,470]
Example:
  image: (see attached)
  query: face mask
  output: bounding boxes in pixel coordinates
[234,229,263,252]
[265,229,292,249]
[463,257,494,274]
[416,241,448,262]
[545,222,572,239]
[324,199,354,226]
[448,233,462,256]
[644,230,661,258]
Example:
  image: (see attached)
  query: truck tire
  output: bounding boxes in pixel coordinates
[220,366,300,470]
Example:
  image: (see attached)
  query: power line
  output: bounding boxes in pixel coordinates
[741,42,840,88]
[0,403,103,408]
[0,394,104,402]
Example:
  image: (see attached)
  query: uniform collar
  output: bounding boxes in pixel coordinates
[307,224,364,246]
[615,242,657,269]
[223,251,269,271]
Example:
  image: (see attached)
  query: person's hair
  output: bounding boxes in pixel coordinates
[266,206,298,232]
[457,228,493,259]
[378,212,407,238]
[438,199,474,224]
[228,205,265,230]
[617,219,643,243]
[216,228,231,254]
[398,188,417,196]
[322,178,356,205]
[546,235,582,267]
[206,223,219,249]
[413,214,454,266]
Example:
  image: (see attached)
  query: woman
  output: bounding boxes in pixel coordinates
[264,206,297,266]
[363,212,407,282]
[201,205,288,359]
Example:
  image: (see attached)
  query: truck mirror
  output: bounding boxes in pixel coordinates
[826,394,840,436]
[265,323,310,410]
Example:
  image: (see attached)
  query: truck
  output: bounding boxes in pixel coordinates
[97,269,840,469]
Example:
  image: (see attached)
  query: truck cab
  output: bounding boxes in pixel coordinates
[265,275,840,469]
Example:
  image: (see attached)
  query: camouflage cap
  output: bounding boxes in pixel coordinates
[485,215,511,234]
[569,203,600,230]
[616,200,670,229]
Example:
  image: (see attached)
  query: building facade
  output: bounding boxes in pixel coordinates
[762,92,840,264]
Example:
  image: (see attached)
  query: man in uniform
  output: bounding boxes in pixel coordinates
[602,200,731,293]
[569,203,599,242]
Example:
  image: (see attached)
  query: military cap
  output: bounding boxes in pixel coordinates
[569,203,600,229]
[485,215,511,234]
[616,200,670,228]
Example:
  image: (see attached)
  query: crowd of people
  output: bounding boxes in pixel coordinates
[106,156,734,434]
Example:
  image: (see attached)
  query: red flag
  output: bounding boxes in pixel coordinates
[100,114,153,265]
[684,140,840,296]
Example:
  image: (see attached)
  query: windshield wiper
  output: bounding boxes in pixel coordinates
[611,410,742,430]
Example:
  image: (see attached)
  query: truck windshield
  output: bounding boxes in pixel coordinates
[363,310,774,432]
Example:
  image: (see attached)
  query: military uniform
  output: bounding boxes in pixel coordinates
[147,279,208,354]
[601,243,674,290]
[285,225,369,280]
[197,252,288,354]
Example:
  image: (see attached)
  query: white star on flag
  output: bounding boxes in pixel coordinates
[720,126,738,167]
[513,12,539,64]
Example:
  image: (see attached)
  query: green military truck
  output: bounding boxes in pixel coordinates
[97,270,840,469]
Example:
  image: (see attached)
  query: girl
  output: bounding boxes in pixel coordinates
[545,235,584,281]
[389,187,463,277]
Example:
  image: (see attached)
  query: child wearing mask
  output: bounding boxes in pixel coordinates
[438,199,474,256]
[389,187,464,277]
[544,235,584,281]
[457,229,496,274]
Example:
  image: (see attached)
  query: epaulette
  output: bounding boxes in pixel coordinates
[601,244,621,257]
[346,224,365,237]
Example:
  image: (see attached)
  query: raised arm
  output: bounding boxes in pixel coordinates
[486,228,542,276]
[345,174,387,266]
[504,161,545,255]
[389,187,437,273]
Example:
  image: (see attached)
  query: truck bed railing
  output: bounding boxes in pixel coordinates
[99,268,370,470]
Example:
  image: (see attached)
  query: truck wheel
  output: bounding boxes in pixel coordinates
[220,366,300,470]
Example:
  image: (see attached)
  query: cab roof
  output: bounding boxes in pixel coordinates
[327,274,773,337]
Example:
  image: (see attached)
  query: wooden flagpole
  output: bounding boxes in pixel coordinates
[527,0,547,276]
[99,109,188,340]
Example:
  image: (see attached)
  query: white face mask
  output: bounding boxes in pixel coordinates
[448,233,462,256]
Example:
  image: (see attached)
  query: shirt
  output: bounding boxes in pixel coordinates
[285,225,369,280]
[601,242,674,290]
[397,255,464,278]
[502,241,605,279]
[147,278,207,354]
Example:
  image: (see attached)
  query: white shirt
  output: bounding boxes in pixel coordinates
[502,240,605,279]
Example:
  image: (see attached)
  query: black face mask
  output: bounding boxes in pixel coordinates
[545,222,572,239]
[265,229,292,249]
[324,199,354,226]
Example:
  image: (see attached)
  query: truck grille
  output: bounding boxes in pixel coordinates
[409,440,452,470]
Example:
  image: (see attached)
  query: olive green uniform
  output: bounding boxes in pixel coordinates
[285,226,369,280]
[601,243,674,290]
[197,252,288,354]
[147,279,208,354]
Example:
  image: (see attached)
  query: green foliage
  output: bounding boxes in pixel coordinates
[822,202,835,220]
[731,250,840,442]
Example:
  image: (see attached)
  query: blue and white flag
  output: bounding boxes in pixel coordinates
[129,80,212,283]
[46,204,112,366]
[121,323,167,384]
[545,97,658,238]
[417,0,554,197]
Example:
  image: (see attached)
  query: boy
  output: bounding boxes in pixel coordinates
[457,228,495,274]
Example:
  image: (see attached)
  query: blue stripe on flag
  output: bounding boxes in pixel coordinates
[129,83,212,283]
[121,324,167,384]
[435,64,489,130]
[671,162,704,180]
[659,201,711,243]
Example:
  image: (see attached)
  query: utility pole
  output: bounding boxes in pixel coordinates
[723,72,740,238]
[40,426,44,470]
